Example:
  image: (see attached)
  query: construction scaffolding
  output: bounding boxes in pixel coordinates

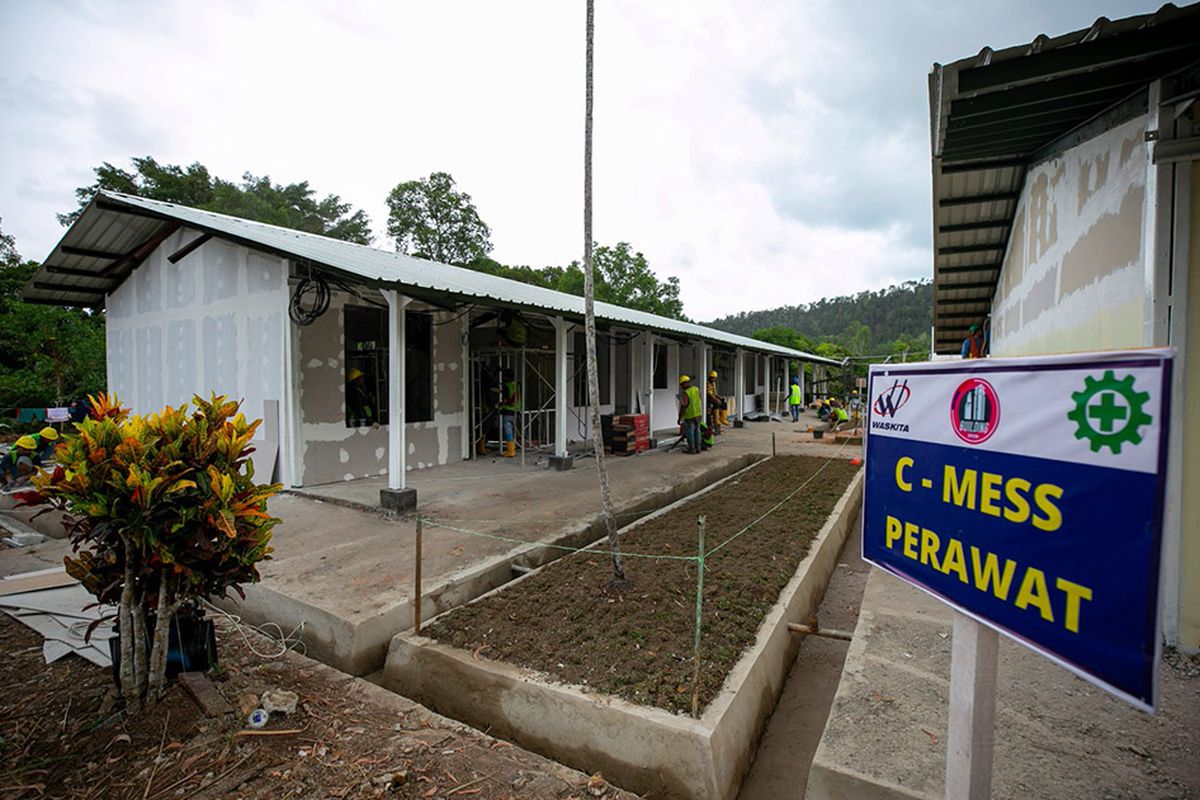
[469,345,598,467]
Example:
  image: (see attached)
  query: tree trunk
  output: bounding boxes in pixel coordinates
[582,0,625,586]
[147,571,178,703]
[118,541,141,714]
[131,582,148,685]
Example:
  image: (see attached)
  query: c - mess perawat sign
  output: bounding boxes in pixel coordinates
[862,349,1173,710]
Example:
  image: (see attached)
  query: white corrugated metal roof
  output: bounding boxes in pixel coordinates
[28,191,839,364]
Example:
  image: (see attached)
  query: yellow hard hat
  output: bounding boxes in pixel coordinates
[679,374,690,385]
[347,367,365,382]
[39,427,58,441]
[15,435,37,450]
[708,370,717,378]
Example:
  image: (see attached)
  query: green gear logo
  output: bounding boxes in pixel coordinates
[1066,370,1152,454]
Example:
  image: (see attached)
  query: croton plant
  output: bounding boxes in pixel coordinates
[26,393,281,713]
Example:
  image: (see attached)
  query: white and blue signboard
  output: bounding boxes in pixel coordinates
[862,349,1173,711]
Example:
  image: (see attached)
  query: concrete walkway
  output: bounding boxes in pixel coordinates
[808,570,1200,799]
[738,506,868,800]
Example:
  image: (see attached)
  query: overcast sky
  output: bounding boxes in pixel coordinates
[0,0,1168,320]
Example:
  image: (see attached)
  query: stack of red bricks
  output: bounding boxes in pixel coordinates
[608,414,650,456]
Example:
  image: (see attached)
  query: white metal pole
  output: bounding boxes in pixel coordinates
[460,312,470,461]
[944,612,999,800]
[700,343,708,424]
[729,350,739,424]
[647,334,655,431]
[384,290,409,491]
[553,317,569,458]
[783,356,791,418]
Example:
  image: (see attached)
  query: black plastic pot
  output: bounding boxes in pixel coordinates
[107,609,218,687]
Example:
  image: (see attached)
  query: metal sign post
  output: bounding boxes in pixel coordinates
[945,613,998,799]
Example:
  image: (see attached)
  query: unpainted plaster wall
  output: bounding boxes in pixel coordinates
[991,117,1149,356]
[106,228,286,424]
[296,290,465,485]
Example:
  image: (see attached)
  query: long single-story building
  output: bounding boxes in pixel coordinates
[928,2,1200,650]
[23,191,837,507]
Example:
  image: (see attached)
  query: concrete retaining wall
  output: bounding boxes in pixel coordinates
[383,467,864,798]
[219,453,764,676]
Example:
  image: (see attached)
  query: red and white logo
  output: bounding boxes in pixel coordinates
[950,378,1000,445]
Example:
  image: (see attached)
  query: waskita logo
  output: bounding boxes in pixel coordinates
[871,379,911,432]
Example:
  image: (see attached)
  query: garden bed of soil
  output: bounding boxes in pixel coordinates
[0,612,633,799]
[425,455,860,716]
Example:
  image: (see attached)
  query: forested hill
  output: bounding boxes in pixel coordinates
[707,279,932,344]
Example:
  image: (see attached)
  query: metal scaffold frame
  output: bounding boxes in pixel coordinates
[469,345,570,467]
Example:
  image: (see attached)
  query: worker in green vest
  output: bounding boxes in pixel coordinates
[497,369,521,457]
[788,375,803,422]
[677,375,703,454]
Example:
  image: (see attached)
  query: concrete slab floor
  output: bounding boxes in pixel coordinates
[738,506,868,800]
[808,569,1200,800]
[239,413,861,672]
[260,413,845,621]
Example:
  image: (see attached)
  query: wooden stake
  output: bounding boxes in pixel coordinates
[944,612,998,800]
[691,516,706,719]
[414,516,423,635]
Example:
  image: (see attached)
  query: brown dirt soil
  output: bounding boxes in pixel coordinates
[0,613,635,800]
[426,455,860,715]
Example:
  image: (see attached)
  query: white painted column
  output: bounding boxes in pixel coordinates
[799,359,806,406]
[765,356,772,416]
[552,317,570,458]
[281,293,303,487]
[460,312,471,461]
[700,342,709,423]
[783,357,791,414]
[646,334,656,430]
[734,348,744,421]
[384,289,411,490]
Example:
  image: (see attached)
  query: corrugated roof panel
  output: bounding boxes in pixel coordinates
[25,191,839,364]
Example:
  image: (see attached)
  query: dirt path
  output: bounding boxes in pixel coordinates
[737,507,866,800]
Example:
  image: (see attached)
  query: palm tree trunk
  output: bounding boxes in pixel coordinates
[583,0,625,586]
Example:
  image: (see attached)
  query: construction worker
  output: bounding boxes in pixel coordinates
[788,376,803,422]
[497,369,521,457]
[829,399,850,432]
[961,323,986,359]
[677,375,703,454]
[0,435,39,490]
[705,370,727,434]
[346,367,376,426]
[32,427,59,461]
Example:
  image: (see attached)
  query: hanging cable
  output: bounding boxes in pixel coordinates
[289,262,330,326]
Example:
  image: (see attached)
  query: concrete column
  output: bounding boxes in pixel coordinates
[381,289,415,511]
[699,342,708,423]
[550,317,572,469]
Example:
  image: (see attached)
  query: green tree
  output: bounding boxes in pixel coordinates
[385,172,492,265]
[62,157,372,244]
[557,243,686,320]
[0,221,106,410]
